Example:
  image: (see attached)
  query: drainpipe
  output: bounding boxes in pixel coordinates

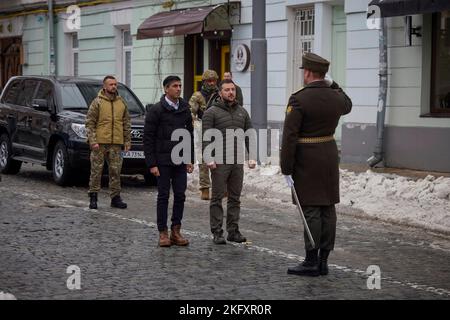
[48,0,57,76]
[251,0,267,161]
[368,18,388,168]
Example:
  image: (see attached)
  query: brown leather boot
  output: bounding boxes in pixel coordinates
[170,225,189,246]
[201,188,210,200]
[158,230,171,247]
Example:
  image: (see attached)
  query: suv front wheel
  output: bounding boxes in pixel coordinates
[0,134,22,174]
[53,141,73,186]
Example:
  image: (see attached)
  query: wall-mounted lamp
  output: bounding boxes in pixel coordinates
[162,1,174,9]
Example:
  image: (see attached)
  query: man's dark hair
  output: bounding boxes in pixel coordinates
[218,79,236,91]
[163,75,181,88]
[313,71,326,79]
[305,69,326,79]
[103,75,116,83]
[225,71,233,76]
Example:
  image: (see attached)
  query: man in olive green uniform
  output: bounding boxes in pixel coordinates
[280,53,352,276]
[86,75,131,210]
[189,70,219,201]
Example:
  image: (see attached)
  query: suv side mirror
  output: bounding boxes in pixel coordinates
[145,104,153,113]
[32,99,49,111]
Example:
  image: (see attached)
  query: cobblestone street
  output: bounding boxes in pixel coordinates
[1,164,449,300]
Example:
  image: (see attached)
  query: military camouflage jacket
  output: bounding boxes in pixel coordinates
[189,90,218,120]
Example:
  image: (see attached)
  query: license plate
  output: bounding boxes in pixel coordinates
[121,151,145,159]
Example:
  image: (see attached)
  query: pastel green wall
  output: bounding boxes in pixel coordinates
[331,5,347,143]
[131,4,185,105]
[22,13,48,76]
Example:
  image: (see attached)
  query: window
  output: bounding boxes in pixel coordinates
[431,11,450,115]
[1,79,21,104]
[35,81,54,108]
[60,84,88,109]
[122,30,132,87]
[293,7,315,89]
[60,83,144,115]
[16,79,38,107]
[72,33,79,77]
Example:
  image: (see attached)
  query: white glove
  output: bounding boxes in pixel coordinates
[324,74,334,87]
[284,175,295,188]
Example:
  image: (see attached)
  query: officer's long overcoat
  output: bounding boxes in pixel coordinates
[280,81,353,206]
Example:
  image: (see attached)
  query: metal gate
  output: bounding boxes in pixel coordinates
[293,7,315,90]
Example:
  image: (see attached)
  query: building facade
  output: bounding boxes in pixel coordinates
[1,0,449,172]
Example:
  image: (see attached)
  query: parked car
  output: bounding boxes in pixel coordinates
[0,76,156,186]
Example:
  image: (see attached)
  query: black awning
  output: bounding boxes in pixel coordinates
[137,4,231,40]
[369,0,450,18]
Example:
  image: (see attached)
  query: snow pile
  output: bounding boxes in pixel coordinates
[0,292,16,300]
[339,170,450,233]
[188,165,450,233]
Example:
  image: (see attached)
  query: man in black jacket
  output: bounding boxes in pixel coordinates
[143,76,194,248]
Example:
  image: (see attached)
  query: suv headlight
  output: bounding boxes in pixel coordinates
[71,123,87,139]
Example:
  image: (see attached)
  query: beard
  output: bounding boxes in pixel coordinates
[222,95,236,104]
[202,83,217,95]
[106,89,116,95]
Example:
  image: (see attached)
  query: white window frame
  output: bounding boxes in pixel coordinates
[122,29,132,87]
[71,33,79,77]
[292,7,315,90]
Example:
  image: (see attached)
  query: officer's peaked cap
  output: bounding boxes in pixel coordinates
[300,52,330,74]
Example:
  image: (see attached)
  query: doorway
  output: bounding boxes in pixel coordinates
[0,37,23,89]
[221,45,230,78]
[209,39,230,81]
[184,35,230,99]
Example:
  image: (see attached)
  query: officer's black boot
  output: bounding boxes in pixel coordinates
[89,193,98,210]
[319,249,330,276]
[111,195,127,209]
[287,249,320,277]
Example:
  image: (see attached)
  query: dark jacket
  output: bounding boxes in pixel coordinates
[202,96,253,165]
[143,95,194,168]
[235,84,244,107]
[280,80,352,206]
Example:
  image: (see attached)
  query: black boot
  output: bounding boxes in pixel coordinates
[319,249,330,276]
[227,230,247,243]
[111,195,127,209]
[89,193,98,210]
[287,249,320,277]
[213,230,226,245]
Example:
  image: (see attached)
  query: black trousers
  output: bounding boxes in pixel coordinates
[156,165,187,232]
[302,205,337,251]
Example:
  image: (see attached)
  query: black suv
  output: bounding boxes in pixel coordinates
[0,76,155,186]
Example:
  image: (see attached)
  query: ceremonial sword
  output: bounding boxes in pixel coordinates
[291,185,316,248]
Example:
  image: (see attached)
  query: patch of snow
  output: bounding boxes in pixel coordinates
[188,165,450,233]
[0,292,16,300]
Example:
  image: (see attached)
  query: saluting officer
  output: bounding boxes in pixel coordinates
[280,52,352,277]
